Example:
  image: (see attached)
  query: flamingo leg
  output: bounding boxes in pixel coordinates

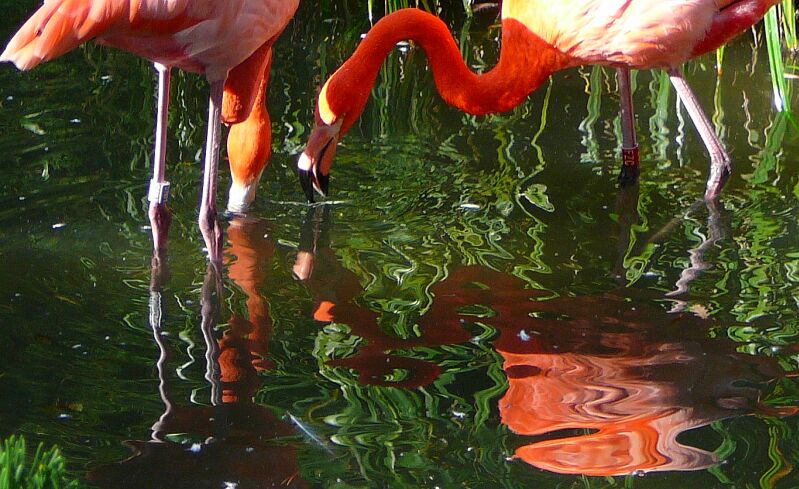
[199,79,225,265]
[616,67,640,185]
[668,67,731,200]
[148,63,173,259]
[147,64,174,442]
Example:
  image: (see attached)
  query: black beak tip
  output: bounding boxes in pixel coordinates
[317,173,330,197]
[298,168,315,203]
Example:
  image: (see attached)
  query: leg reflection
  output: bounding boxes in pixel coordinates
[666,199,726,307]
[88,220,308,488]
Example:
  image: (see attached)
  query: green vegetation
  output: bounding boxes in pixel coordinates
[765,2,793,111]
[0,436,80,489]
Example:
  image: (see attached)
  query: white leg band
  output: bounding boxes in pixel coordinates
[148,179,171,204]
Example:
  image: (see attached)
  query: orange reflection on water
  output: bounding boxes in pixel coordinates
[429,266,796,477]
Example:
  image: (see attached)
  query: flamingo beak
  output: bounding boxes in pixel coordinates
[297,120,342,203]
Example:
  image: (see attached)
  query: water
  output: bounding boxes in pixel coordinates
[1,2,798,488]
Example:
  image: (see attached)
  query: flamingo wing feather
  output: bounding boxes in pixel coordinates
[0,0,127,70]
[693,0,781,56]
[1,0,298,79]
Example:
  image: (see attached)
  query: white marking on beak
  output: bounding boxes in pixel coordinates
[298,151,313,171]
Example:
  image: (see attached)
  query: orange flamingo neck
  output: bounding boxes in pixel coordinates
[322,9,570,132]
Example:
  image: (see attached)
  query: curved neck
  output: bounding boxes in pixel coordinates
[324,9,570,128]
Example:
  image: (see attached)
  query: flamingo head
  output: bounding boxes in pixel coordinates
[298,72,371,202]
[297,114,342,203]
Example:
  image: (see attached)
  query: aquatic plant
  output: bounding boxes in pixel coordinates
[0,435,80,489]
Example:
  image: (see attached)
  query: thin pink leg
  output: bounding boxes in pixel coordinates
[616,67,640,185]
[668,67,731,200]
[199,79,225,265]
[147,64,172,426]
[148,63,173,259]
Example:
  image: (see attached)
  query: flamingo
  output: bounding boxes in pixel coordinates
[1,0,299,263]
[298,1,778,203]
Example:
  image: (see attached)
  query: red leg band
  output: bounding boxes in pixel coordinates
[622,146,640,167]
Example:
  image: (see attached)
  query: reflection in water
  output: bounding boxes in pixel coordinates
[292,205,796,478]
[426,266,796,476]
[666,199,725,301]
[611,180,641,282]
[88,219,307,488]
[294,206,472,388]
[615,181,730,304]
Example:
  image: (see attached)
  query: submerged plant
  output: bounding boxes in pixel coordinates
[0,435,80,489]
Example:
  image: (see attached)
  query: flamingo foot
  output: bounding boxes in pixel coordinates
[618,164,640,187]
[149,247,170,293]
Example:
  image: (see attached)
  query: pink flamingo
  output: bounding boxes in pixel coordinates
[298,1,778,203]
[1,0,299,262]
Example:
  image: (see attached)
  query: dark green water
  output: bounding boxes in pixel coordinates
[1,2,799,488]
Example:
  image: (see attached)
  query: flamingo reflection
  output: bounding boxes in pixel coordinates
[88,218,307,488]
[294,207,473,388]
[426,266,796,476]
[293,176,733,397]
[288,193,796,477]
